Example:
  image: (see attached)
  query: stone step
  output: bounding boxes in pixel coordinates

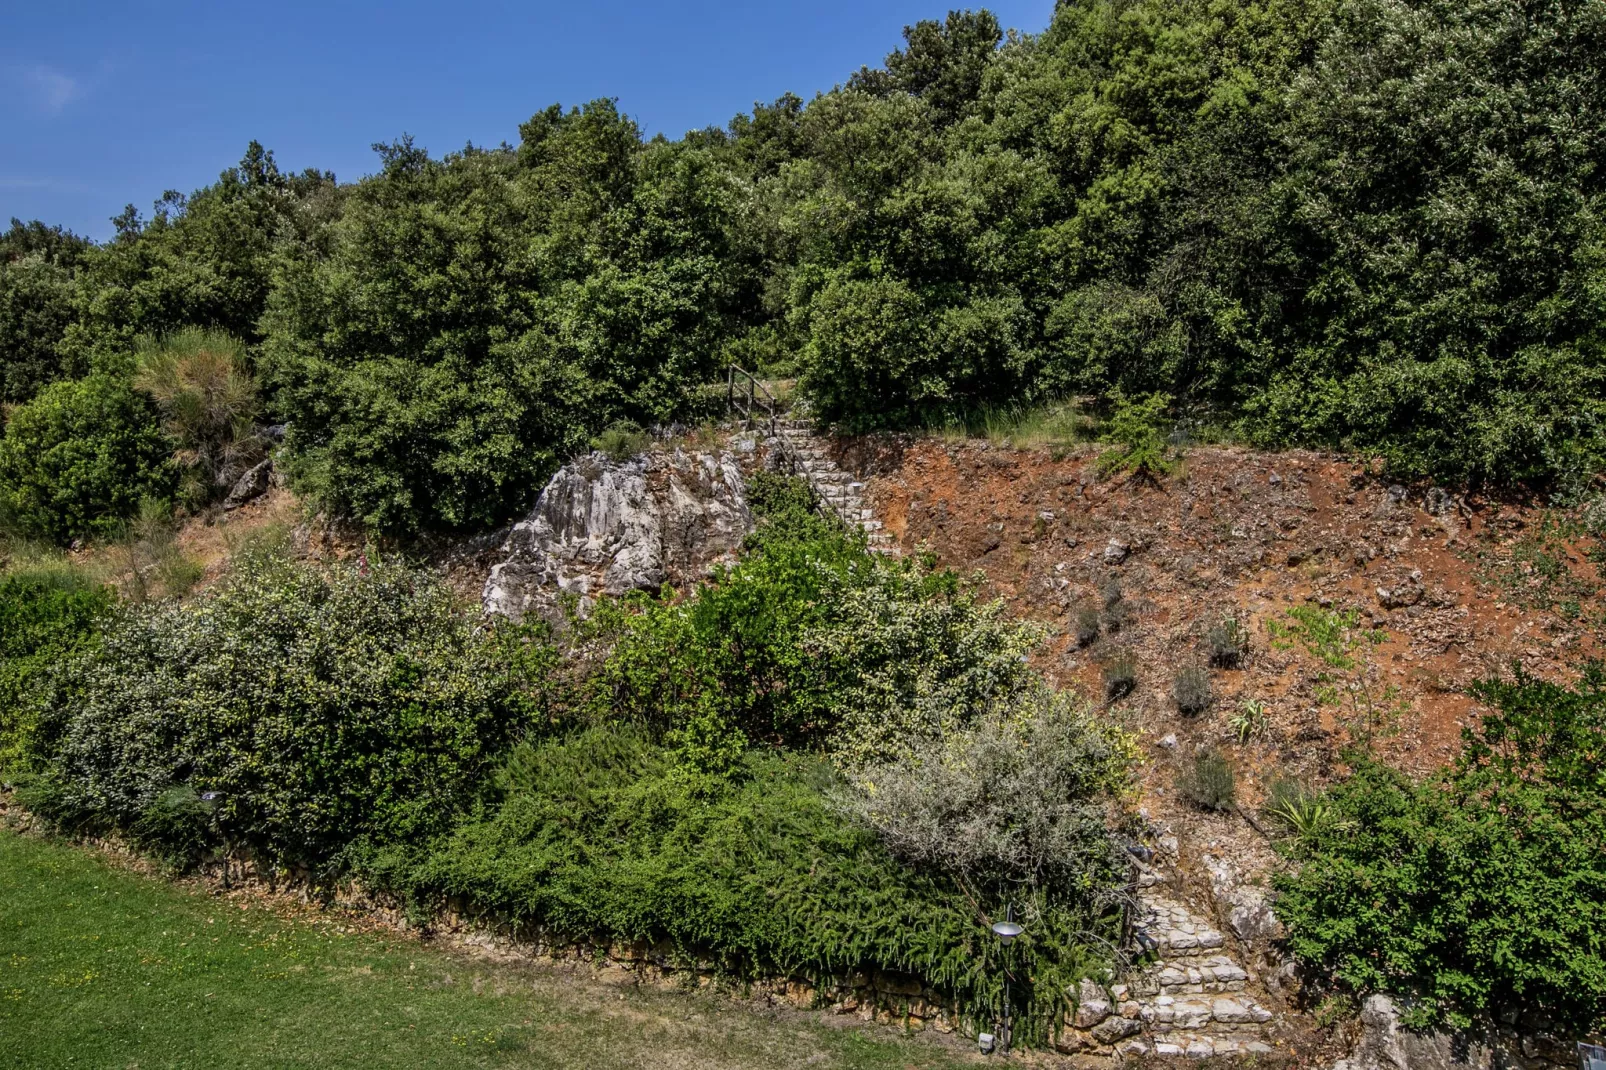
[1149,957,1248,988]
[1138,995,1274,1032]
[1134,897,1228,957]
[1127,1034,1276,1059]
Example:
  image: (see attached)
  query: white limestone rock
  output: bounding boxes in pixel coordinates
[483,448,750,621]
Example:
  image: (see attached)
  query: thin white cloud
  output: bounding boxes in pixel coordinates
[0,176,97,194]
[18,65,83,117]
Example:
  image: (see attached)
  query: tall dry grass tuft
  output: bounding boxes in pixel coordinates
[134,329,260,498]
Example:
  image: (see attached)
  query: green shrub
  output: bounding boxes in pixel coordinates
[590,420,649,462]
[1096,392,1175,481]
[589,484,1045,774]
[841,690,1133,893]
[583,515,867,773]
[741,471,832,550]
[810,567,1046,768]
[0,565,114,771]
[386,726,1121,1047]
[1172,664,1213,715]
[1177,748,1236,811]
[1276,665,1606,1033]
[0,375,176,544]
[26,548,547,866]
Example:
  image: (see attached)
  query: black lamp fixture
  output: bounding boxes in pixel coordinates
[987,906,1024,1054]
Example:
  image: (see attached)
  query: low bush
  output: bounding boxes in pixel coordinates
[1102,655,1136,702]
[386,726,1122,1047]
[1276,665,1606,1033]
[841,690,1133,893]
[0,375,176,544]
[1073,604,1101,647]
[1204,618,1247,668]
[0,565,114,771]
[742,470,829,550]
[1172,665,1213,715]
[24,548,547,867]
[590,420,649,462]
[1178,748,1235,811]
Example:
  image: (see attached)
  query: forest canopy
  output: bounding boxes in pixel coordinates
[4,0,1605,540]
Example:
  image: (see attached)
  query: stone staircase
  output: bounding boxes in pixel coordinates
[1123,882,1278,1059]
[1062,852,1280,1058]
[769,418,896,553]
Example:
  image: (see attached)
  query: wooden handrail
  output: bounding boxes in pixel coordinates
[726,363,779,438]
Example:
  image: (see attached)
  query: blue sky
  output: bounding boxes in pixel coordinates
[1,1,1056,241]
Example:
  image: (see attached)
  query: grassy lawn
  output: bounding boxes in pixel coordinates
[0,829,980,1070]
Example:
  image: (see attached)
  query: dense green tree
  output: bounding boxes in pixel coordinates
[9,0,1606,531]
[851,9,1003,126]
[1248,0,1606,484]
[0,375,175,544]
[61,142,336,367]
[0,220,92,404]
[262,104,758,534]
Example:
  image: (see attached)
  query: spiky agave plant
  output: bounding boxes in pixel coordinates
[1264,778,1356,844]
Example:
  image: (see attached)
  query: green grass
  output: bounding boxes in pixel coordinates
[0,829,979,1070]
[920,398,1096,453]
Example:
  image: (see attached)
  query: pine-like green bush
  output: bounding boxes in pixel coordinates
[1172,664,1213,715]
[388,727,1123,1047]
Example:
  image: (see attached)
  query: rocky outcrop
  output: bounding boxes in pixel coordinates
[1202,851,1283,947]
[482,448,750,620]
[1330,995,1584,1070]
[223,458,274,510]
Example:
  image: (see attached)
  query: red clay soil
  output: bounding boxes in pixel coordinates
[842,437,1604,808]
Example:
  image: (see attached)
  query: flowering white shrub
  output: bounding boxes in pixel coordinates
[28,547,539,865]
